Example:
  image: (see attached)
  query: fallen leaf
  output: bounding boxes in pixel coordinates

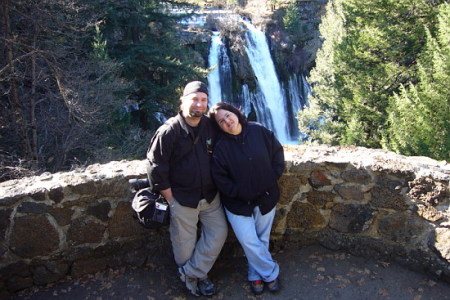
[420,280,437,287]
[335,275,350,283]
[315,275,325,281]
[378,288,389,296]
[378,261,390,268]
[100,281,112,290]
[335,253,346,260]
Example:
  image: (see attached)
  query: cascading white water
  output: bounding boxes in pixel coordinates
[207,32,232,106]
[238,84,273,127]
[239,85,253,117]
[206,16,311,144]
[283,74,311,138]
[301,74,311,108]
[207,32,223,106]
[243,21,290,144]
[288,75,302,119]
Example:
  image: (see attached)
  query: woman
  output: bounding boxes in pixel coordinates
[208,102,285,295]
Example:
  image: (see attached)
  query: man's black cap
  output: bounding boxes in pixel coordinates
[182,81,208,97]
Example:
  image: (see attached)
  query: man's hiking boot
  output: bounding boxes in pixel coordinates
[198,278,217,296]
[178,267,199,296]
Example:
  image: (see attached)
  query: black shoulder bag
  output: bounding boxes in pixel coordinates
[130,179,170,229]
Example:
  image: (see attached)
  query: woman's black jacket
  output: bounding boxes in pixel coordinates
[211,122,285,216]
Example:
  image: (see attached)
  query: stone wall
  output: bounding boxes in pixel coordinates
[1,145,449,295]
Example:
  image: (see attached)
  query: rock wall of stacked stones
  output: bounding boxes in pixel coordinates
[1,145,449,294]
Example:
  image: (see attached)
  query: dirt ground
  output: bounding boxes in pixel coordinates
[10,244,450,300]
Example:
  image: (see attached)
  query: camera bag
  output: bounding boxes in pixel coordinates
[131,187,170,229]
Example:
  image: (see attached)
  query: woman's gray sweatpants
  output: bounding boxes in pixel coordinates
[169,193,228,280]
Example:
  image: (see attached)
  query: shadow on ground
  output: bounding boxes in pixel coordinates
[10,245,450,300]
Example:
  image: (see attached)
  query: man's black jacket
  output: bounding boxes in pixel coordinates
[147,112,217,208]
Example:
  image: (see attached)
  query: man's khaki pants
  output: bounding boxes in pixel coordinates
[169,193,228,280]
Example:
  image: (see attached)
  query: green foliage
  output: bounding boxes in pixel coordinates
[92,23,109,61]
[298,0,346,144]
[86,0,208,159]
[384,3,450,161]
[98,0,206,115]
[283,2,301,34]
[300,0,449,160]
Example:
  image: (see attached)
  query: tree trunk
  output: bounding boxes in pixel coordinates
[1,0,32,159]
[30,20,38,164]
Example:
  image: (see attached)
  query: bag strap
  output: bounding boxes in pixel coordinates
[193,135,200,145]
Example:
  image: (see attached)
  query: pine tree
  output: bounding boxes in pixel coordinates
[298,0,346,145]
[93,0,208,158]
[384,3,450,161]
[300,0,445,154]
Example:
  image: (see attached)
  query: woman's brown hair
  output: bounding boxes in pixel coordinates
[208,102,247,131]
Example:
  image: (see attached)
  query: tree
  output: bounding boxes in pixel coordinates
[1,0,33,162]
[298,0,346,145]
[96,0,207,143]
[299,0,445,153]
[0,0,210,178]
[0,0,127,176]
[283,2,301,35]
[384,3,450,161]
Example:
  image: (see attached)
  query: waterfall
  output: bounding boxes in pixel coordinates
[207,32,232,106]
[238,84,253,117]
[243,21,290,144]
[300,74,311,108]
[207,32,223,106]
[206,17,311,144]
[282,74,312,138]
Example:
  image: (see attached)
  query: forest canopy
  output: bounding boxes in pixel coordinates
[0,0,207,181]
[299,0,450,162]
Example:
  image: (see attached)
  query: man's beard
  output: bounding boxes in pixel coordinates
[189,109,205,118]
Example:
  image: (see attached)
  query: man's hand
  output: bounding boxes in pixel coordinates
[160,188,174,204]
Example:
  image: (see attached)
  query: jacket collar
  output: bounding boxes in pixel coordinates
[176,112,206,139]
[222,122,248,141]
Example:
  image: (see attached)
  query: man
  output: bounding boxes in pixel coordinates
[146,81,228,296]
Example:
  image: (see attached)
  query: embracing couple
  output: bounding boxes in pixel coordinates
[146,81,285,296]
